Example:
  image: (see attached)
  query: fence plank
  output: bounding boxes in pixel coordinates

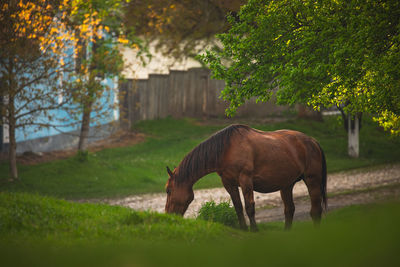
[118,79,131,129]
[169,70,185,117]
[137,79,148,121]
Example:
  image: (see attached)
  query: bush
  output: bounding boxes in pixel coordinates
[197,201,238,228]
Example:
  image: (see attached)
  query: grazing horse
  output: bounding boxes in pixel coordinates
[165,124,327,231]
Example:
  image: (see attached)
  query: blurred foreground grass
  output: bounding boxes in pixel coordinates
[0,192,399,267]
[1,116,399,199]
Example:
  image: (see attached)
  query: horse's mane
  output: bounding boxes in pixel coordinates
[175,124,251,183]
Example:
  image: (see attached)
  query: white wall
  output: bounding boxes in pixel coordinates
[121,42,203,79]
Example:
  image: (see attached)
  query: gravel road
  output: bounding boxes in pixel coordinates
[106,164,400,223]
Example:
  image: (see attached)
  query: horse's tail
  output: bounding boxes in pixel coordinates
[318,143,328,211]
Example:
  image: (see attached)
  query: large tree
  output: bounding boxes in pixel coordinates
[201,0,400,157]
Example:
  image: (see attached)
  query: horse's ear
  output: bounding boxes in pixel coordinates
[166,166,173,177]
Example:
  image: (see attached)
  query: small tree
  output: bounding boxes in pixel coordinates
[201,0,400,158]
[0,0,75,179]
[67,0,138,151]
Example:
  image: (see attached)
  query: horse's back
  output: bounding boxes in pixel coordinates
[255,129,322,168]
[222,127,323,192]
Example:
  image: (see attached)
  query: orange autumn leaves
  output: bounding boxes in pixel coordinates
[2,0,131,66]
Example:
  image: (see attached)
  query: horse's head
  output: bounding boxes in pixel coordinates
[165,166,194,216]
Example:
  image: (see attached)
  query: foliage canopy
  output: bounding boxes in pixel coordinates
[201,0,400,134]
[124,0,245,58]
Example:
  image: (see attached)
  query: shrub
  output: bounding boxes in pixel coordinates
[197,200,238,228]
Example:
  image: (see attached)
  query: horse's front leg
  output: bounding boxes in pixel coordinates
[221,177,247,230]
[239,173,258,232]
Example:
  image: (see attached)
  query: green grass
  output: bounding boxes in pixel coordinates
[0,192,399,267]
[1,116,400,199]
[0,192,234,245]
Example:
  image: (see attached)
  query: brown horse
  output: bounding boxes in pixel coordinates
[165,124,327,231]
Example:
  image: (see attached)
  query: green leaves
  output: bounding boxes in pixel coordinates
[197,201,238,228]
[202,0,400,133]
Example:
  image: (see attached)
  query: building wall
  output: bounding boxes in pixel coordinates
[121,42,203,79]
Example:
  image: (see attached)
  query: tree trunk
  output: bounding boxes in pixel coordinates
[9,123,18,180]
[78,101,92,151]
[337,107,362,158]
[8,96,18,180]
[347,115,360,158]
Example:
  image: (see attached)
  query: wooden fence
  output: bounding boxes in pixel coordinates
[119,68,288,128]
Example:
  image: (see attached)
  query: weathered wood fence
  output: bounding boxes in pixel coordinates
[119,68,288,128]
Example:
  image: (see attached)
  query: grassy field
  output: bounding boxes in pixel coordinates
[1,116,400,199]
[1,117,399,266]
[0,192,399,267]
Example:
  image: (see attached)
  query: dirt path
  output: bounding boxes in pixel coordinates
[106,164,400,223]
[256,183,400,223]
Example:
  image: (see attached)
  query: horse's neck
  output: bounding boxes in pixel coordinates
[178,167,216,187]
[194,168,216,184]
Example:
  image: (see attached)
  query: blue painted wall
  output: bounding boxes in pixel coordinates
[14,78,119,143]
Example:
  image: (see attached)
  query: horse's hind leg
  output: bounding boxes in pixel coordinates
[221,178,247,230]
[239,173,258,232]
[280,184,295,230]
[303,175,323,226]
